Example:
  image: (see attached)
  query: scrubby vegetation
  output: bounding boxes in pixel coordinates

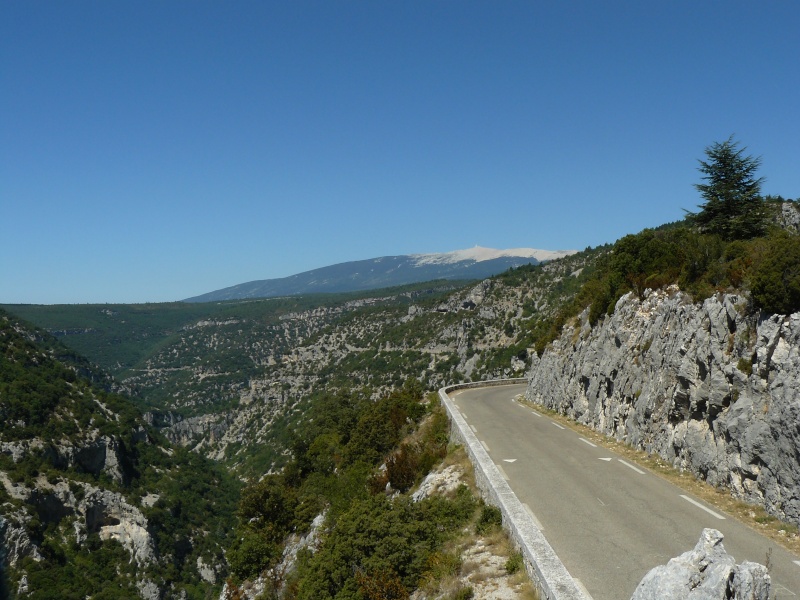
[530,216,800,354]
[225,384,454,594]
[0,311,239,599]
[3,282,463,380]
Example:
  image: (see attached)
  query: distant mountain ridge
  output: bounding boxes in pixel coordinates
[184,246,577,303]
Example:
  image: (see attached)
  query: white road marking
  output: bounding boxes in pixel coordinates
[470,424,478,433]
[530,410,542,417]
[793,560,800,567]
[552,422,566,430]
[461,413,468,419]
[618,459,645,475]
[503,459,517,463]
[453,391,463,396]
[496,464,510,480]
[680,495,726,520]
[523,503,545,531]
[775,583,797,596]
[579,438,597,448]
[480,440,490,452]
[598,457,613,462]
[597,498,606,506]
[574,579,595,600]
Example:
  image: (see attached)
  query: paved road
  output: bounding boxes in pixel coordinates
[451,384,800,600]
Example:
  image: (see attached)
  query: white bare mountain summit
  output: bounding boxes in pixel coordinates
[411,246,575,265]
[185,246,576,303]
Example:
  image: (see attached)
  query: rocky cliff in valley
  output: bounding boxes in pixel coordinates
[526,286,800,524]
[0,311,238,599]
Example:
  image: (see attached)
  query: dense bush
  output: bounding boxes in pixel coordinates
[533,221,800,354]
[0,312,240,599]
[750,231,800,315]
[476,503,502,534]
[228,382,437,585]
[294,488,476,600]
[227,383,465,598]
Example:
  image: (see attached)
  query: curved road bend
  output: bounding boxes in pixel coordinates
[450,384,800,600]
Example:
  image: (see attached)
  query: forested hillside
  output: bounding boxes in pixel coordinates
[0,311,239,599]
[4,253,602,479]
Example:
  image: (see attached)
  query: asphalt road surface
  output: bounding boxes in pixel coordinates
[450,384,800,600]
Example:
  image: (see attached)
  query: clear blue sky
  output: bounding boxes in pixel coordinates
[2,1,798,304]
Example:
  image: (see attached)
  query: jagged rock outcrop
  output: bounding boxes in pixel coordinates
[0,475,157,568]
[526,286,800,523]
[0,507,43,568]
[160,413,231,447]
[54,435,128,483]
[436,279,493,313]
[776,201,800,233]
[631,528,770,600]
[84,487,157,565]
[220,512,326,600]
[412,464,463,501]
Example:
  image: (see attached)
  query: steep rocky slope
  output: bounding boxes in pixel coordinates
[117,250,604,473]
[3,248,604,480]
[0,311,238,599]
[526,286,800,524]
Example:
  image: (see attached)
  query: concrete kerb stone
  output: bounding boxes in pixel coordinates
[439,381,590,600]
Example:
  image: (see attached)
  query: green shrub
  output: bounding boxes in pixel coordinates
[449,587,474,600]
[419,551,461,584]
[505,551,524,575]
[475,504,502,535]
[295,489,476,600]
[386,443,420,493]
[227,530,280,581]
[751,231,800,315]
[355,568,409,600]
[737,358,753,377]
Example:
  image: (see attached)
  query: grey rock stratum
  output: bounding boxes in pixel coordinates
[526,286,800,524]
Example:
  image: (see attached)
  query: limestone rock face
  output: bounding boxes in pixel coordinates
[0,476,157,568]
[161,413,231,447]
[526,287,800,523]
[631,529,770,600]
[777,202,800,234]
[0,511,44,567]
[31,435,130,484]
[85,488,157,565]
[412,464,464,501]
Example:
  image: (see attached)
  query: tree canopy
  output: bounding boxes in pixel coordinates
[689,136,768,240]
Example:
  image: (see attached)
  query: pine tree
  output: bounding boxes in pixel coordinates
[689,136,768,240]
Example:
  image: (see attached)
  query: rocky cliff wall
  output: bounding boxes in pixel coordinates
[525,286,800,524]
